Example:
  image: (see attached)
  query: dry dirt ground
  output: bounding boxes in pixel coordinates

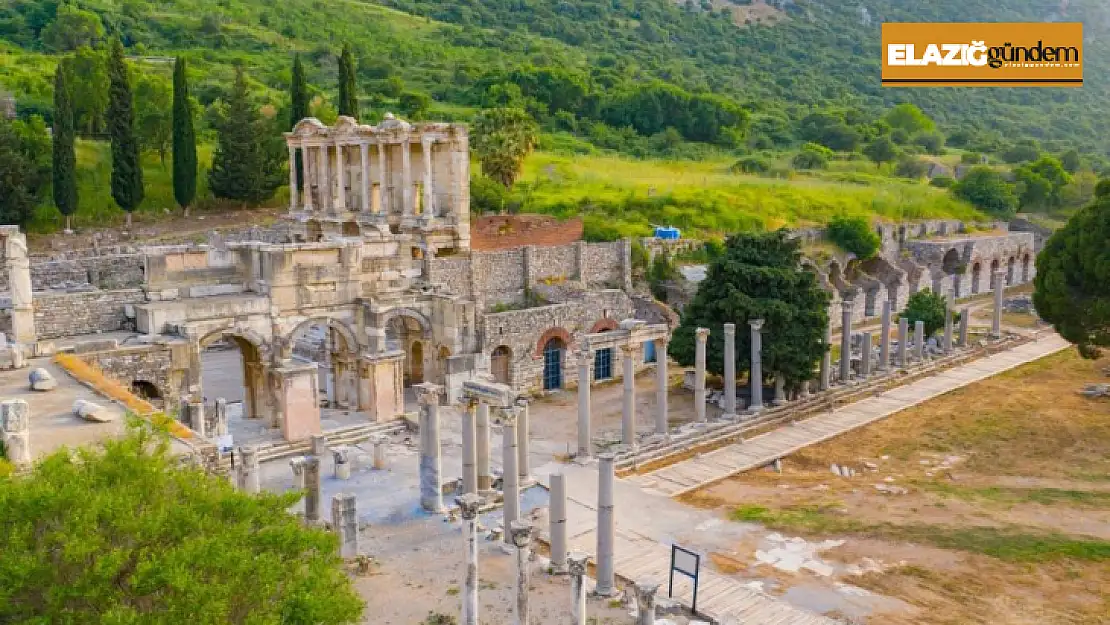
[679,349,1110,625]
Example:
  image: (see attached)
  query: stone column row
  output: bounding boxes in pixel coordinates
[578,337,670,458]
[291,140,409,216]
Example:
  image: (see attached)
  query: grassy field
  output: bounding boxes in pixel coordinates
[514,151,984,239]
[681,349,1110,624]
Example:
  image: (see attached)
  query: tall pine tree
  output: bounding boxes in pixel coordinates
[337,44,359,119]
[172,57,197,216]
[209,67,282,204]
[290,54,309,188]
[107,38,143,227]
[52,65,78,233]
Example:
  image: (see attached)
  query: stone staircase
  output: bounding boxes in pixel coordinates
[210,418,411,473]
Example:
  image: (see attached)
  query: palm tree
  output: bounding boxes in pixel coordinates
[471,108,538,189]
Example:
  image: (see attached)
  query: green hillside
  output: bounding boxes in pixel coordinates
[0,0,1104,234]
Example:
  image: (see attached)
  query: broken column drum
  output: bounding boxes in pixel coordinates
[635,580,660,625]
[332,493,359,559]
[457,493,482,625]
[237,445,261,493]
[510,521,534,625]
[549,472,568,574]
[568,552,589,625]
[501,406,520,545]
[576,350,592,458]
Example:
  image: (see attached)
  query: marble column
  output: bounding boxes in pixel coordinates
[6,232,34,345]
[304,456,321,523]
[914,320,925,360]
[401,138,412,216]
[332,493,359,558]
[288,144,298,212]
[897,317,909,367]
[457,493,482,625]
[860,332,872,378]
[510,521,534,625]
[595,453,616,596]
[375,142,386,213]
[237,445,260,493]
[635,580,660,625]
[461,400,478,495]
[358,142,370,213]
[943,292,955,353]
[214,398,228,436]
[568,552,589,625]
[723,323,737,417]
[992,270,1005,338]
[959,306,970,347]
[773,374,786,405]
[879,300,892,371]
[416,383,445,514]
[840,298,854,382]
[516,399,530,484]
[621,344,636,445]
[655,339,669,435]
[335,142,346,212]
[549,472,568,574]
[422,138,434,216]
[576,350,592,457]
[749,319,765,411]
[302,142,313,212]
[819,323,832,391]
[501,406,520,545]
[476,403,491,492]
[694,328,709,422]
[318,143,330,212]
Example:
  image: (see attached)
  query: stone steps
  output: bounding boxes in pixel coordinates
[212,418,409,471]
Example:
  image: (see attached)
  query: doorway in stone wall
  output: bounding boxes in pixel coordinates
[491,345,511,385]
[542,337,565,391]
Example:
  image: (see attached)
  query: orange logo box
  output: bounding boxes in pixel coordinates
[882,23,1083,87]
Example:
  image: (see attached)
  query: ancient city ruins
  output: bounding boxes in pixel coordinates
[0,114,1045,623]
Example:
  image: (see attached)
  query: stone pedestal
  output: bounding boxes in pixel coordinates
[0,399,31,466]
[332,493,359,558]
[237,445,260,493]
[273,360,322,442]
[722,323,737,417]
[371,434,389,470]
[415,382,445,514]
[694,328,709,422]
[635,580,660,625]
[290,456,307,489]
[357,350,405,422]
[333,447,351,480]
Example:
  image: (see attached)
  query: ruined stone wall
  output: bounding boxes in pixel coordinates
[427,255,471,297]
[4,289,146,340]
[0,253,145,292]
[480,290,638,393]
[582,241,623,287]
[73,344,185,407]
[528,244,577,284]
[474,249,526,307]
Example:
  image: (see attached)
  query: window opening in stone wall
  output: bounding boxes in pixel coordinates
[971,262,982,294]
[542,338,565,390]
[414,184,423,215]
[644,340,657,363]
[594,347,612,381]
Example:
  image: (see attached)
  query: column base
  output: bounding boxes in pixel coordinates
[746,404,764,414]
[573,455,597,466]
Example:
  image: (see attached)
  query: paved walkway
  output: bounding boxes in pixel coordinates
[625,333,1069,497]
[535,332,1069,624]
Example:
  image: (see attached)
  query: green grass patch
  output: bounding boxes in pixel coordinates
[920,483,1110,509]
[731,504,1110,563]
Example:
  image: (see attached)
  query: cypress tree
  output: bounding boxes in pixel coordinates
[290,54,308,188]
[172,57,197,216]
[52,64,78,233]
[337,44,358,119]
[107,38,143,227]
[209,66,282,204]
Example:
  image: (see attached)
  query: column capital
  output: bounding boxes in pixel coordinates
[993,269,1007,278]
[567,551,589,576]
[576,350,593,368]
[455,493,483,520]
[695,327,710,341]
[635,579,661,602]
[495,405,518,426]
[749,318,765,331]
[841,298,854,311]
[723,322,736,336]
[620,343,636,355]
[509,520,534,548]
[413,382,443,406]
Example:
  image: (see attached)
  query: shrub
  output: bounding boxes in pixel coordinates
[895,157,929,179]
[792,143,831,170]
[731,155,771,174]
[930,175,956,188]
[901,289,948,337]
[826,215,880,259]
[470,174,510,214]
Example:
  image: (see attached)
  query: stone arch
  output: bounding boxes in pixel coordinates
[971,262,982,294]
[541,334,568,391]
[535,327,573,358]
[590,318,619,334]
[131,380,162,401]
[286,316,359,355]
[941,248,961,274]
[490,345,512,385]
[286,317,360,409]
[197,328,268,421]
[990,258,1001,290]
[1021,254,1031,282]
[382,307,433,339]
[1006,256,1016,286]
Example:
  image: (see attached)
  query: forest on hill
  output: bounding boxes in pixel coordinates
[0,0,1104,235]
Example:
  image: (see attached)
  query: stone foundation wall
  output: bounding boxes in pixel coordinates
[0,253,145,291]
[582,242,623,287]
[427,255,471,297]
[1,289,147,340]
[72,343,186,408]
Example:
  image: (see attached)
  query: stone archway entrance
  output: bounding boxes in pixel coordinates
[543,337,566,390]
[971,262,982,294]
[288,319,359,409]
[384,311,431,388]
[491,345,511,385]
[198,331,266,422]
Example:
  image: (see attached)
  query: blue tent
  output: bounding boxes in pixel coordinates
[653,226,681,240]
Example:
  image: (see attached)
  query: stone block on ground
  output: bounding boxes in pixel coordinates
[73,399,115,423]
[29,367,57,391]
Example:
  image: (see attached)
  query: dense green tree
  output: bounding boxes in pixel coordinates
[1015,155,1071,209]
[290,54,309,188]
[337,43,359,119]
[41,2,103,52]
[863,136,898,167]
[913,131,945,155]
[107,38,144,227]
[209,67,284,204]
[398,91,431,120]
[669,230,830,389]
[895,156,929,179]
[1060,149,1082,174]
[827,216,880,259]
[883,103,935,135]
[792,143,830,170]
[953,167,1018,218]
[52,67,78,232]
[0,116,51,227]
[471,107,538,188]
[0,422,364,623]
[172,56,197,216]
[1033,184,1110,358]
[1002,140,1041,164]
[64,46,108,135]
[900,289,948,338]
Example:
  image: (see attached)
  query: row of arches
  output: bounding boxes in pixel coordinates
[965,253,1032,296]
